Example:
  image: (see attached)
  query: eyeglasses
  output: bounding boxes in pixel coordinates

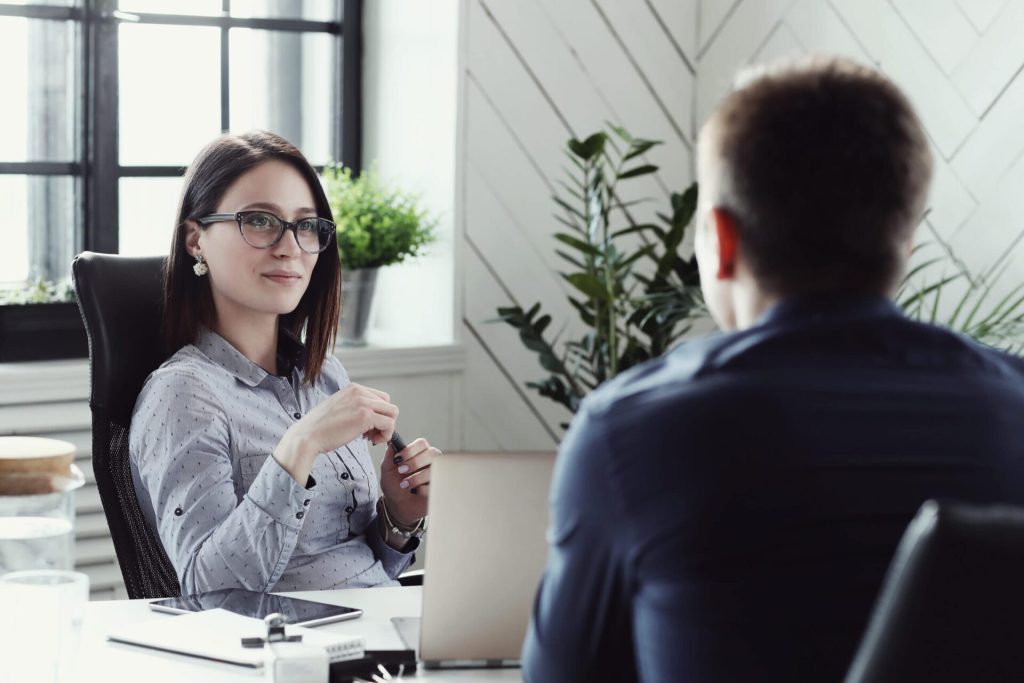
[197,210,336,254]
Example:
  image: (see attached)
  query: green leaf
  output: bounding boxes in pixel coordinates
[557,180,584,202]
[552,196,585,221]
[568,297,596,326]
[617,164,658,179]
[568,132,607,161]
[622,139,660,163]
[495,305,522,318]
[608,124,633,144]
[555,249,585,269]
[563,272,607,300]
[613,223,664,239]
[554,233,601,257]
[616,245,657,274]
[554,213,582,233]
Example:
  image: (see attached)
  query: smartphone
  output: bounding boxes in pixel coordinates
[149,588,363,627]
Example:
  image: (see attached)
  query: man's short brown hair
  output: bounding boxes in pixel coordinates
[705,56,933,296]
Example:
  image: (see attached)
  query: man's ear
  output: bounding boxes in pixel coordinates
[184,220,202,257]
[710,207,740,280]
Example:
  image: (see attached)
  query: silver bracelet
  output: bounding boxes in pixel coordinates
[377,497,426,540]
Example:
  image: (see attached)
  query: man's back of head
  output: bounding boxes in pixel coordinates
[695,56,934,329]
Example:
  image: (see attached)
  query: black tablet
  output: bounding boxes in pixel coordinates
[148,588,363,627]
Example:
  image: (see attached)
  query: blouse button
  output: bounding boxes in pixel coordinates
[174,507,183,516]
[340,472,350,480]
[293,412,301,419]
[295,511,305,520]
[344,505,354,514]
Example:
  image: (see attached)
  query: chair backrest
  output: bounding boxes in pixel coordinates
[72,251,180,599]
[845,500,1024,683]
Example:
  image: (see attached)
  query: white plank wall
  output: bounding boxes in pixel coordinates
[458,0,1024,449]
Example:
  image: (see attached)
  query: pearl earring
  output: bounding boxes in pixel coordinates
[193,254,208,277]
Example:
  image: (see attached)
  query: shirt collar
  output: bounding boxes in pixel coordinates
[195,326,307,387]
[755,292,902,329]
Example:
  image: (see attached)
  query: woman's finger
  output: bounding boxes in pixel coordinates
[396,438,429,461]
[356,398,399,422]
[399,467,431,491]
[384,437,430,472]
[394,447,438,475]
[349,383,391,402]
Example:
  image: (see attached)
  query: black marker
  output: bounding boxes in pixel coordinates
[389,431,407,464]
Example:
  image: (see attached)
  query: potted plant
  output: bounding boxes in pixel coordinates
[495,127,705,427]
[322,164,436,345]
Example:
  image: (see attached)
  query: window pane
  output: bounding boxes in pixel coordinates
[0,175,77,287]
[0,17,78,162]
[0,0,77,6]
[229,29,335,165]
[119,24,221,166]
[119,177,185,257]
[117,0,222,16]
[231,0,338,22]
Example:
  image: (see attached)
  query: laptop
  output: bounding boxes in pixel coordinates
[394,451,556,669]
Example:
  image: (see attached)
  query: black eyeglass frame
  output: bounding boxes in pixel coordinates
[197,211,337,254]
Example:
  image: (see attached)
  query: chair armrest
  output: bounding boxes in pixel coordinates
[397,569,424,586]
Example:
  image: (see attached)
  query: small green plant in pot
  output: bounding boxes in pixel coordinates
[322,164,436,345]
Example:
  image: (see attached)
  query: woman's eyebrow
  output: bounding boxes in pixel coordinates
[239,202,317,216]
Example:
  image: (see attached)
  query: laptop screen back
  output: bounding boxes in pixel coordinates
[419,451,556,667]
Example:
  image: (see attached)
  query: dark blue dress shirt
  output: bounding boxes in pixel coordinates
[523,295,1024,682]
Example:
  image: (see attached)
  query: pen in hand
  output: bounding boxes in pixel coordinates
[389,431,407,461]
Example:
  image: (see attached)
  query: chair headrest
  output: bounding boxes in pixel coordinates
[72,251,168,425]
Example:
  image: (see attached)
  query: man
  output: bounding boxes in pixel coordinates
[522,56,1024,682]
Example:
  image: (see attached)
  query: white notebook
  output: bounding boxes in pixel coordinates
[107,608,364,669]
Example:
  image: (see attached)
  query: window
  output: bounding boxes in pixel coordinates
[0,0,362,359]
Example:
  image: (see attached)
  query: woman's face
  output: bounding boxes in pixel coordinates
[187,159,320,331]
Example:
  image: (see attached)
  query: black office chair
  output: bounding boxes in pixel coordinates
[73,251,180,599]
[845,500,1024,683]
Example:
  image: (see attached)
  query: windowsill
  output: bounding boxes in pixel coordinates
[0,342,465,406]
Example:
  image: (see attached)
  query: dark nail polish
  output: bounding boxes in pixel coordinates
[393,455,403,465]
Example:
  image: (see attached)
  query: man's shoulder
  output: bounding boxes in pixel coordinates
[581,333,742,423]
[580,314,1024,430]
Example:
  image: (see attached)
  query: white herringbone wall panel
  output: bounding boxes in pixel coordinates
[460,0,1024,449]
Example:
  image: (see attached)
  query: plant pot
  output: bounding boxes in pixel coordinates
[339,267,379,346]
[0,302,88,362]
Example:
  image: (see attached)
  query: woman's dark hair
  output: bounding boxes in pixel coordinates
[163,131,341,383]
[708,56,933,296]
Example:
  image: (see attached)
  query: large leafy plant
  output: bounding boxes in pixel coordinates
[495,128,703,421]
[322,164,436,270]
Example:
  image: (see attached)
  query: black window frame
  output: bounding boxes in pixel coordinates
[0,0,363,362]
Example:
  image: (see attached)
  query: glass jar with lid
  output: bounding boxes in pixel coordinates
[0,437,85,574]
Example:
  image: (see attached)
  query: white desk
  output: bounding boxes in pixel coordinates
[71,587,523,682]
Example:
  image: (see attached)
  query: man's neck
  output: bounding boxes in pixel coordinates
[731,285,780,330]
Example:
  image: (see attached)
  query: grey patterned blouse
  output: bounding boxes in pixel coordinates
[128,327,413,595]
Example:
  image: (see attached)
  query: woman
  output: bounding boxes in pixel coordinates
[129,131,434,595]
